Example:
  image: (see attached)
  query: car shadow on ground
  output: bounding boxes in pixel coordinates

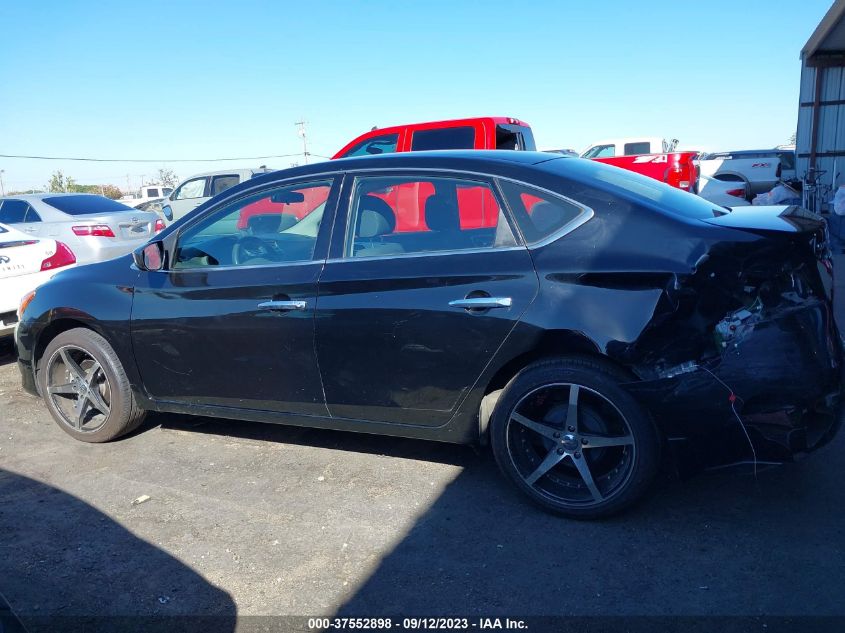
[150,412,845,621]
[329,437,845,622]
[0,467,237,633]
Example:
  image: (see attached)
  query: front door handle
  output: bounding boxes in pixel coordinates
[23,227,37,233]
[448,297,512,310]
[257,300,307,311]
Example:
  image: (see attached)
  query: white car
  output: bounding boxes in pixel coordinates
[0,223,76,336]
[697,175,750,208]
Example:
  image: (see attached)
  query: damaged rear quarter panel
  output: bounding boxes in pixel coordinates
[506,169,843,471]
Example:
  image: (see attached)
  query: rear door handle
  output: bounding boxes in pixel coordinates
[257,300,307,311]
[23,227,37,233]
[448,297,512,310]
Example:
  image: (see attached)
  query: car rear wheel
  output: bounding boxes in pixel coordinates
[39,328,146,443]
[490,357,659,519]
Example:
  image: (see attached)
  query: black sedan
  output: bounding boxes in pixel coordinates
[15,151,843,519]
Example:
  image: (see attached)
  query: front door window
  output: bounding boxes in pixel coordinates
[173,180,333,269]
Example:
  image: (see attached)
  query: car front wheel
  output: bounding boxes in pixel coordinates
[39,328,146,443]
[490,357,659,519]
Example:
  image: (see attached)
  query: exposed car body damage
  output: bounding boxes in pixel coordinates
[520,189,841,474]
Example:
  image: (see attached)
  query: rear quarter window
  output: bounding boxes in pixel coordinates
[43,195,136,216]
[499,180,588,245]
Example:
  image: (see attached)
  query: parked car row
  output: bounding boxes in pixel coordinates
[0,194,164,337]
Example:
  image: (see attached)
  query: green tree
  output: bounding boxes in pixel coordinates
[155,168,178,188]
[100,184,122,199]
[47,170,70,192]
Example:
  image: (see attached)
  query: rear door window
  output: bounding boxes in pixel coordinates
[210,175,240,197]
[410,127,476,151]
[346,174,517,258]
[623,142,651,155]
[146,188,160,198]
[342,134,400,158]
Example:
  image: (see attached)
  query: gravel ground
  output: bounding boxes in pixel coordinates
[1,253,845,632]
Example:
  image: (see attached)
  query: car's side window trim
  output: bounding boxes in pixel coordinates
[163,176,341,273]
[337,170,523,262]
[329,166,594,253]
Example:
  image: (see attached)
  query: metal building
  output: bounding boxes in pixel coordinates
[797,0,845,210]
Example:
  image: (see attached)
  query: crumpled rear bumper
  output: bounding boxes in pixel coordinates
[624,298,844,474]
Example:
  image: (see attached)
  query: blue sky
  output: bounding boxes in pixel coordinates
[0,0,833,192]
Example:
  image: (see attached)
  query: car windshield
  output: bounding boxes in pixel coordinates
[542,157,726,219]
[43,195,136,216]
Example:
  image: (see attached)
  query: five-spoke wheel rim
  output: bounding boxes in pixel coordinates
[45,345,112,433]
[506,383,636,508]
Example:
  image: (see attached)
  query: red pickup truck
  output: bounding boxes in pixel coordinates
[334,119,698,192]
[332,116,537,158]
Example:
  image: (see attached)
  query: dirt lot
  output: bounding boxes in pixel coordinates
[2,258,845,631]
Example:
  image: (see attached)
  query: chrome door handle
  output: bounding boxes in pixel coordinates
[257,300,307,311]
[449,297,512,309]
[23,227,37,233]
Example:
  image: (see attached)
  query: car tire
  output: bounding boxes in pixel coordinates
[38,328,146,443]
[490,356,659,519]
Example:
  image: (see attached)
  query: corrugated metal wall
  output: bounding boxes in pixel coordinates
[796,63,845,195]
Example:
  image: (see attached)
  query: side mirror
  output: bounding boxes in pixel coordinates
[133,241,165,271]
[162,204,174,221]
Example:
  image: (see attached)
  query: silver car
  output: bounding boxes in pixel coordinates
[0,194,162,265]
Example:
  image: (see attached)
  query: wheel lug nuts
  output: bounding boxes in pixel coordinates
[568,426,575,432]
[556,448,564,455]
[581,438,588,445]
[574,452,581,459]
[553,432,561,439]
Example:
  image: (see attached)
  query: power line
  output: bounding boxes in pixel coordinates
[0,152,305,163]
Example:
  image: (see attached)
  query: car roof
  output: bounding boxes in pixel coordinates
[250,150,563,181]
[235,151,568,196]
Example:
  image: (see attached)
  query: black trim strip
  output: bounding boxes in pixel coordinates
[800,99,845,107]
[798,151,845,158]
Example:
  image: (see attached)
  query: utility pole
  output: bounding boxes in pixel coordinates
[0,170,5,197]
[295,120,309,164]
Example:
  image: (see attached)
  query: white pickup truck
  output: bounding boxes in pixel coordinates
[697,149,795,196]
[162,167,274,222]
[119,185,174,209]
[580,136,679,159]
